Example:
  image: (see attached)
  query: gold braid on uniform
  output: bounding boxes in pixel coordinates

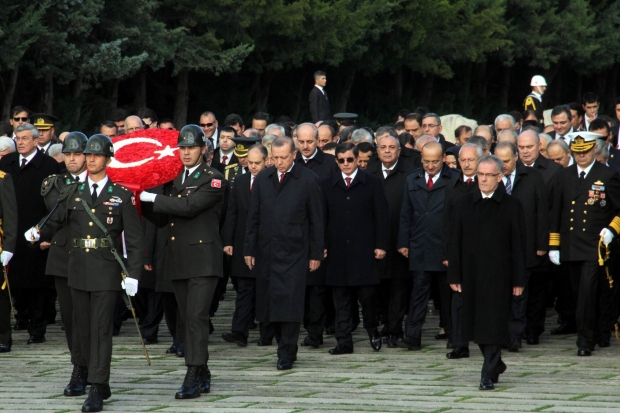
[525,97,536,110]
[609,217,620,234]
[549,233,560,247]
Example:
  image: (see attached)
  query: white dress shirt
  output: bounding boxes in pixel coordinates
[19,150,37,167]
[577,160,596,178]
[341,168,358,183]
[182,163,201,184]
[87,176,109,199]
[382,161,398,178]
[277,162,295,181]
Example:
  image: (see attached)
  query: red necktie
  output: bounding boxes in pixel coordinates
[279,173,285,184]
[466,178,472,185]
[345,177,351,188]
[428,176,434,190]
[222,155,228,165]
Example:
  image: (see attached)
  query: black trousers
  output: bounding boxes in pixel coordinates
[304,285,327,340]
[15,287,48,337]
[451,292,468,349]
[55,276,86,366]
[0,270,11,344]
[173,277,218,366]
[44,285,57,324]
[509,271,530,341]
[135,288,164,340]
[273,322,300,360]
[478,344,503,381]
[332,285,379,347]
[405,271,450,341]
[597,267,616,342]
[379,277,412,336]
[554,263,576,324]
[525,268,550,339]
[567,261,599,349]
[231,277,256,339]
[161,292,184,348]
[71,289,118,384]
[260,322,275,342]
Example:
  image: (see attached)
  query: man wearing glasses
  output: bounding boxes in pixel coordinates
[199,111,219,149]
[447,154,526,390]
[9,106,30,138]
[421,113,455,152]
[124,116,144,134]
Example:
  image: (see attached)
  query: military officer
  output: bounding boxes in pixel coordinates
[30,113,59,154]
[39,132,89,396]
[0,168,18,353]
[28,134,143,412]
[224,136,261,187]
[523,75,547,124]
[140,125,227,400]
[549,131,620,357]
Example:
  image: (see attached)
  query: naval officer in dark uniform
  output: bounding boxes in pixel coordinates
[140,124,227,399]
[30,134,143,412]
[0,168,18,353]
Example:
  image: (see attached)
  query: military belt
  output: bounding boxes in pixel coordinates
[72,238,110,249]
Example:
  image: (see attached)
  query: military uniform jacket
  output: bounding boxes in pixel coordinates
[153,162,227,280]
[523,92,544,121]
[0,171,17,258]
[222,172,255,279]
[549,161,620,261]
[40,178,143,292]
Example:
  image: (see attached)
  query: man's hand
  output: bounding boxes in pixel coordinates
[39,242,51,251]
[513,286,524,296]
[309,260,321,272]
[397,248,408,258]
[245,256,255,270]
[121,277,139,296]
[0,251,13,266]
[600,228,614,246]
[324,249,327,258]
[442,260,449,267]
[450,283,462,292]
[536,250,546,256]
[139,191,157,203]
[549,250,560,265]
[143,264,153,271]
[223,246,233,256]
[375,249,386,259]
[24,227,39,242]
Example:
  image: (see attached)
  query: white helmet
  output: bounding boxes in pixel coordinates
[530,75,547,87]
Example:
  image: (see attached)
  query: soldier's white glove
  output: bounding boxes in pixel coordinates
[549,250,560,266]
[0,251,13,266]
[600,228,614,246]
[24,227,39,242]
[139,192,156,203]
[121,277,139,296]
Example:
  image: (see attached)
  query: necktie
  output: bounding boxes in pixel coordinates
[279,172,285,184]
[505,174,512,195]
[222,155,228,165]
[75,176,80,182]
[466,178,472,185]
[427,176,434,190]
[304,158,309,163]
[250,176,254,192]
[579,171,585,186]
[183,169,189,184]
[385,169,391,178]
[345,177,351,188]
[20,158,26,169]
[91,183,98,204]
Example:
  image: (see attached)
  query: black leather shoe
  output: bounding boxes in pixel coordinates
[176,345,185,357]
[479,377,494,390]
[386,335,398,348]
[175,366,201,399]
[64,365,88,397]
[508,339,522,352]
[0,341,11,353]
[300,335,321,348]
[165,345,178,354]
[434,333,447,340]
[526,337,539,345]
[81,383,111,412]
[199,366,211,394]
[277,358,293,370]
[577,348,592,357]
[27,335,46,344]
[396,337,421,350]
[328,344,353,355]
[446,340,454,349]
[551,322,576,335]
[598,339,611,348]
[257,338,273,346]
[493,360,507,383]
[221,332,248,347]
[446,347,470,359]
[369,329,382,351]
[143,337,158,345]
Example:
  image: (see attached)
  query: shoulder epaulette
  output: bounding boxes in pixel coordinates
[0,171,6,179]
[225,163,238,170]
[41,175,59,196]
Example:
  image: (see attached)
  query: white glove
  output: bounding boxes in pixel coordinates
[0,251,13,266]
[139,191,156,203]
[24,227,39,242]
[121,277,139,296]
[549,250,560,266]
[600,228,614,246]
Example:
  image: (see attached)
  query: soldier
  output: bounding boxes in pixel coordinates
[27,134,143,412]
[0,169,17,353]
[39,132,89,396]
[523,75,547,124]
[30,113,59,155]
[224,136,261,187]
[140,124,227,399]
[548,131,620,357]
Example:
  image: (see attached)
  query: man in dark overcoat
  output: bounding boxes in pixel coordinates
[367,134,415,347]
[397,141,459,350]
[309,71,331,123]
[448,154,526,390]
[0,168,18,353]
[244,136,324,371]
[0,123,60,343]
[322,142,389,354]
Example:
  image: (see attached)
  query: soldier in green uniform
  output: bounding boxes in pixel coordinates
[0,168,18,353]
[224,136,261,188]
[39,132,89,396]
[27,134,143,412]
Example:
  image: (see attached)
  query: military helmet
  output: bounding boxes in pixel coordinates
[530,75,547,87]
[178,124,206,147]
[62,132,88,154]
[84,134,115,157]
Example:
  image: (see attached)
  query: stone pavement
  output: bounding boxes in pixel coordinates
[2,288,620,413]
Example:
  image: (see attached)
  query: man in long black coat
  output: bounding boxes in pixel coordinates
[309,71,331,123]
[322,142,389,355]
[448,154,526,390]
[244,136,324,371]
[367,135,414,347]
[0,123,60,343]
[0,168,18,353]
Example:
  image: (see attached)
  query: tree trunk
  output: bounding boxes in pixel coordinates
[418,74,434,108]
[337,67,356,113]
[257,72,273,112]
[1,65,20,119]
[461,62,472,115]
[71,74,84,124]
[499,65,510,113]
[43,71,54,115]
[173,69,189,128]
[135,68,147,110]
[290,70,306,122]
[393,66,403,104]
[575,75,582,104]
[108,79,119,114]
[608,64,618,115]
[476,61,487,104]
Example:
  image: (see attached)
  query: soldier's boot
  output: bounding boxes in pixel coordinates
[199,365,211,393]
[175,366,201,399]
[81,383,111,412]
[64,365,88,396]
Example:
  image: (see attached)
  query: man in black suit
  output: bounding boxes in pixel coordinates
[199,111,219,150]
[421,113,455,152]
[590,118,620,170]
[309,71,331,123]
[211,126,238,174]
[0,167,18,354]
[0,123,60,344]
[495,142,549,352]
[547,105,574,145]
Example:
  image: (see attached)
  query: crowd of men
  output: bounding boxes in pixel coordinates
[0,72,620,411]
